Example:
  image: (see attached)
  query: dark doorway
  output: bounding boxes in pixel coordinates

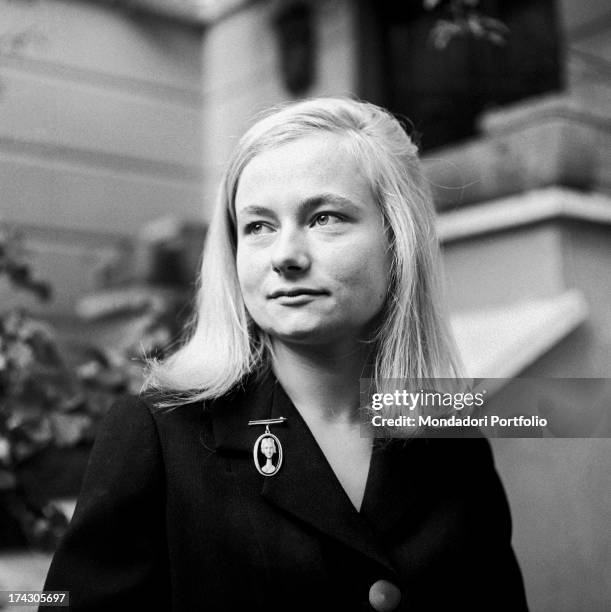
[358,0,563,151]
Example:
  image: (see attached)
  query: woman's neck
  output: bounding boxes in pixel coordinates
[271,340,369,425]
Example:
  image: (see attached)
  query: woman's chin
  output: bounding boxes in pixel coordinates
[270,328,329,345]
[264,323,338,347]
[267,327,367,353]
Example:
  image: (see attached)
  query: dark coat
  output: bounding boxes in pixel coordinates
[42,373,528,611]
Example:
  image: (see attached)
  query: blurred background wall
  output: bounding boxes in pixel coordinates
[0,0,204,315]
[200,0,356,211]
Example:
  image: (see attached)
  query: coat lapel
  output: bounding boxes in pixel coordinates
[261,381,395,571]
[208,371,396,573]
[360,437,432,537]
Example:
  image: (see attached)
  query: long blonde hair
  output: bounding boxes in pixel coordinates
[144,97,463,404]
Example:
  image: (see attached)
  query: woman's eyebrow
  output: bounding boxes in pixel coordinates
[299,193,361,213]
[237,205,275,218]
[236,194,360,219]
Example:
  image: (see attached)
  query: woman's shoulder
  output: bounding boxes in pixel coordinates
[89,394,163,460]
[138,370,269,419]
[103,392,156,420]
[98,391,210,448]
[109,390,208,422]
[101,372,271,452]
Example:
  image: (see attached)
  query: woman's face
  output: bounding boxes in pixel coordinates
[261,437,276,458]
[235,133,390,351]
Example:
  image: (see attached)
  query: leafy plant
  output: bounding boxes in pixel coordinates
[0,227,155,549]
[424,0,509,49]
[0,223,189,549]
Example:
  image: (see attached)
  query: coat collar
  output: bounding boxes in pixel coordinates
[208,371,277,453]
[207,371,430,572]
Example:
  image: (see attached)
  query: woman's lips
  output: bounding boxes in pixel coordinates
[268,288,327,299]
[268,288,328,305]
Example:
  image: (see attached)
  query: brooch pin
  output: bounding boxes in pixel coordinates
[248,417,286,477]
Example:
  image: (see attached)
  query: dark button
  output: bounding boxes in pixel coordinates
[368,579,401,611]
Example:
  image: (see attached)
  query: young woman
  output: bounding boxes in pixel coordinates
[42,98,528,611]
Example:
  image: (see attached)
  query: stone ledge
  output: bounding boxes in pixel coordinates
[437,187,611,243]
[423,92,611,208]
[478,93,611,135]
[451,290,588,379]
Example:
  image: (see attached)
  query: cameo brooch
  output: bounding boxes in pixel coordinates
[248,417,286,476]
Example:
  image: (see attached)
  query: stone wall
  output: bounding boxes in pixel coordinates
[0,0,204,315]
[200,0,357,217]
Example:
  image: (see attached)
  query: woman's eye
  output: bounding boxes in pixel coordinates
[246,222,272,235]
[312,213,341,227]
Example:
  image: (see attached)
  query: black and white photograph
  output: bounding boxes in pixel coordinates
[0,1,609,611]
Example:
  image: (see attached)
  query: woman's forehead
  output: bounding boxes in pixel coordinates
[234,133,374,212]
[245,132,355,173]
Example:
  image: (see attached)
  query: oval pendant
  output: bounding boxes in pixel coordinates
[253,431,283,477]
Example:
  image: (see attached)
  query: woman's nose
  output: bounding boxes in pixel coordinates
[270,228,311,275]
